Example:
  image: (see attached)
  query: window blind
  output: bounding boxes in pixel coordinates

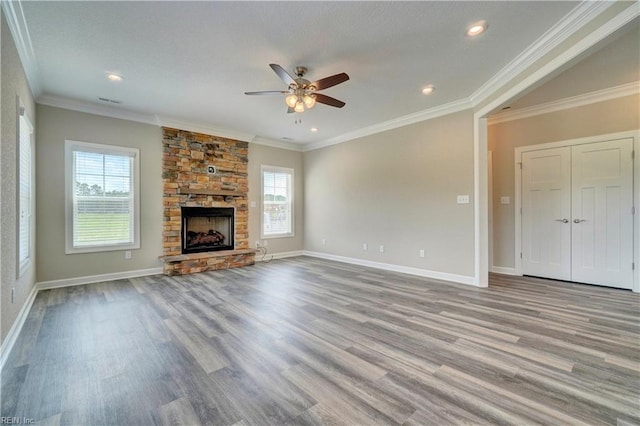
[70,145,136,249]
[262,166,293,237]
[18,115,32,268]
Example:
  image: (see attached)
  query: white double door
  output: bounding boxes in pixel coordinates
[521,138,634,289]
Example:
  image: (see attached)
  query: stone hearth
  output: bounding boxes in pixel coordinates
[160,127,255,275]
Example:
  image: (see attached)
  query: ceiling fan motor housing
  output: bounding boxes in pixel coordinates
[245,64,349,111]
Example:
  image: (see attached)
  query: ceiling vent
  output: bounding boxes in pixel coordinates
[98,97,122,104]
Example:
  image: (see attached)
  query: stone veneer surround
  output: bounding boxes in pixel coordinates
[161,127,255,275]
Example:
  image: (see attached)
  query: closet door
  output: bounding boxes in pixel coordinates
[571,138,634,289]
[521,147,572,281]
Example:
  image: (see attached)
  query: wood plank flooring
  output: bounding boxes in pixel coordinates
[2,256,639,425]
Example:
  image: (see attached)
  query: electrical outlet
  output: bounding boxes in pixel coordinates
[255,240,261,248]
[125,250,132,260]
[457,195,470,204]
[419,249,425,258]
[11,287,15,304]
[379,245,384,253]
[322,239,326,245]
[363,243,368,251]
[250,201,257,208]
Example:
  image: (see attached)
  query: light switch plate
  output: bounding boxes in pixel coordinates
[500,196,510,205]
[457,195,470,204]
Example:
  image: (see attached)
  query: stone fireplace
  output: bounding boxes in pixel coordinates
[160,127,255,275]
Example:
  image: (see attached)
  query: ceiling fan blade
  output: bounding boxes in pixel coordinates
[310,73,349,90]
[244,90,288,96]
[270,64,296,86]
[314,93,346,108]
[287,107,295,114]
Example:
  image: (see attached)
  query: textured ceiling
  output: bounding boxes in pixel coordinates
[20,1,582,146]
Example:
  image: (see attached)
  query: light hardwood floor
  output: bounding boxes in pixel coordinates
[2,256,639,425]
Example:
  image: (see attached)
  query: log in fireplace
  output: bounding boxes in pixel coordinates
[181,206,234,254]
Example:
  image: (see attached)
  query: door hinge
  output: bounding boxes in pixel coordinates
[633,262,635,271]
[632,206,636,215]
[520,207,522,215]
[518,162,522,170]
[632,150,635,160]
[520,252,523,259]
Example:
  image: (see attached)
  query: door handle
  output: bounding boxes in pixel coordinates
[573,219,587,223]
[555,219,569,223]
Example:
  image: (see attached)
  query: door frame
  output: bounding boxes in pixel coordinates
[514,130,639,292]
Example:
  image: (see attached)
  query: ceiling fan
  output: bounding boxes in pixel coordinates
[245,64,349,113]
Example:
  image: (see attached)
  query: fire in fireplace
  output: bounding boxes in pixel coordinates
[181,206,234,254]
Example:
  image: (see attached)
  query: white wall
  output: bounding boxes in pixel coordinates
[1,10,37,343]
[303,110,475,279]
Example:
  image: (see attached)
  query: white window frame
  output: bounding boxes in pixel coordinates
[261,165,294,239]
[17,107,34,277]
[65,140,140,254]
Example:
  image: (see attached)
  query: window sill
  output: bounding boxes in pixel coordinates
[65,242,140,255]
[261,233,295,240]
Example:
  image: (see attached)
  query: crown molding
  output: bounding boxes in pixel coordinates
[303,1,630,152]
[2,0,41,96]
[24,1,636,154]
[38,94,160,126]
[157,117,255,143]
[303,97,472,152]
[488,81,640,125]
[37,94,272,145]
[469,0,614,107]
[250,136,304,152]
[476,3,640,123]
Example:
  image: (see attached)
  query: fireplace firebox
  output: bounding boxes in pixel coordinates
[181,207,234,254]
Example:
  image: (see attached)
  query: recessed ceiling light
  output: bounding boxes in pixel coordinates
[466,20,488,37]
[422,85,435,95]
[106,73,123,82]
[310,127,318,132]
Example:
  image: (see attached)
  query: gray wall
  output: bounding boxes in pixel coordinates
[1,10,37,343]
[489,94,640,270]
[35,105,304,282]
[488,22,639,270]
[303,110,475,278]
[36,105,164,282]
[248,143,304,255]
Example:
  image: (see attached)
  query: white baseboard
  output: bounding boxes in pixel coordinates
[255,250,304,262]
[491,266,518,275]
[0,285,38,371]
[302,251,476,286]
[37,267,163,290]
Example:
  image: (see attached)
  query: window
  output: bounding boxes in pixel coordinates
[65,140,140,254]
[18,110,34,275]
[261,165,294,238]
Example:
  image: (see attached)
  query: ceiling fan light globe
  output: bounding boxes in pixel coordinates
[294,101,305,113]
[285,94,298,108]
[303,94,316,109]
